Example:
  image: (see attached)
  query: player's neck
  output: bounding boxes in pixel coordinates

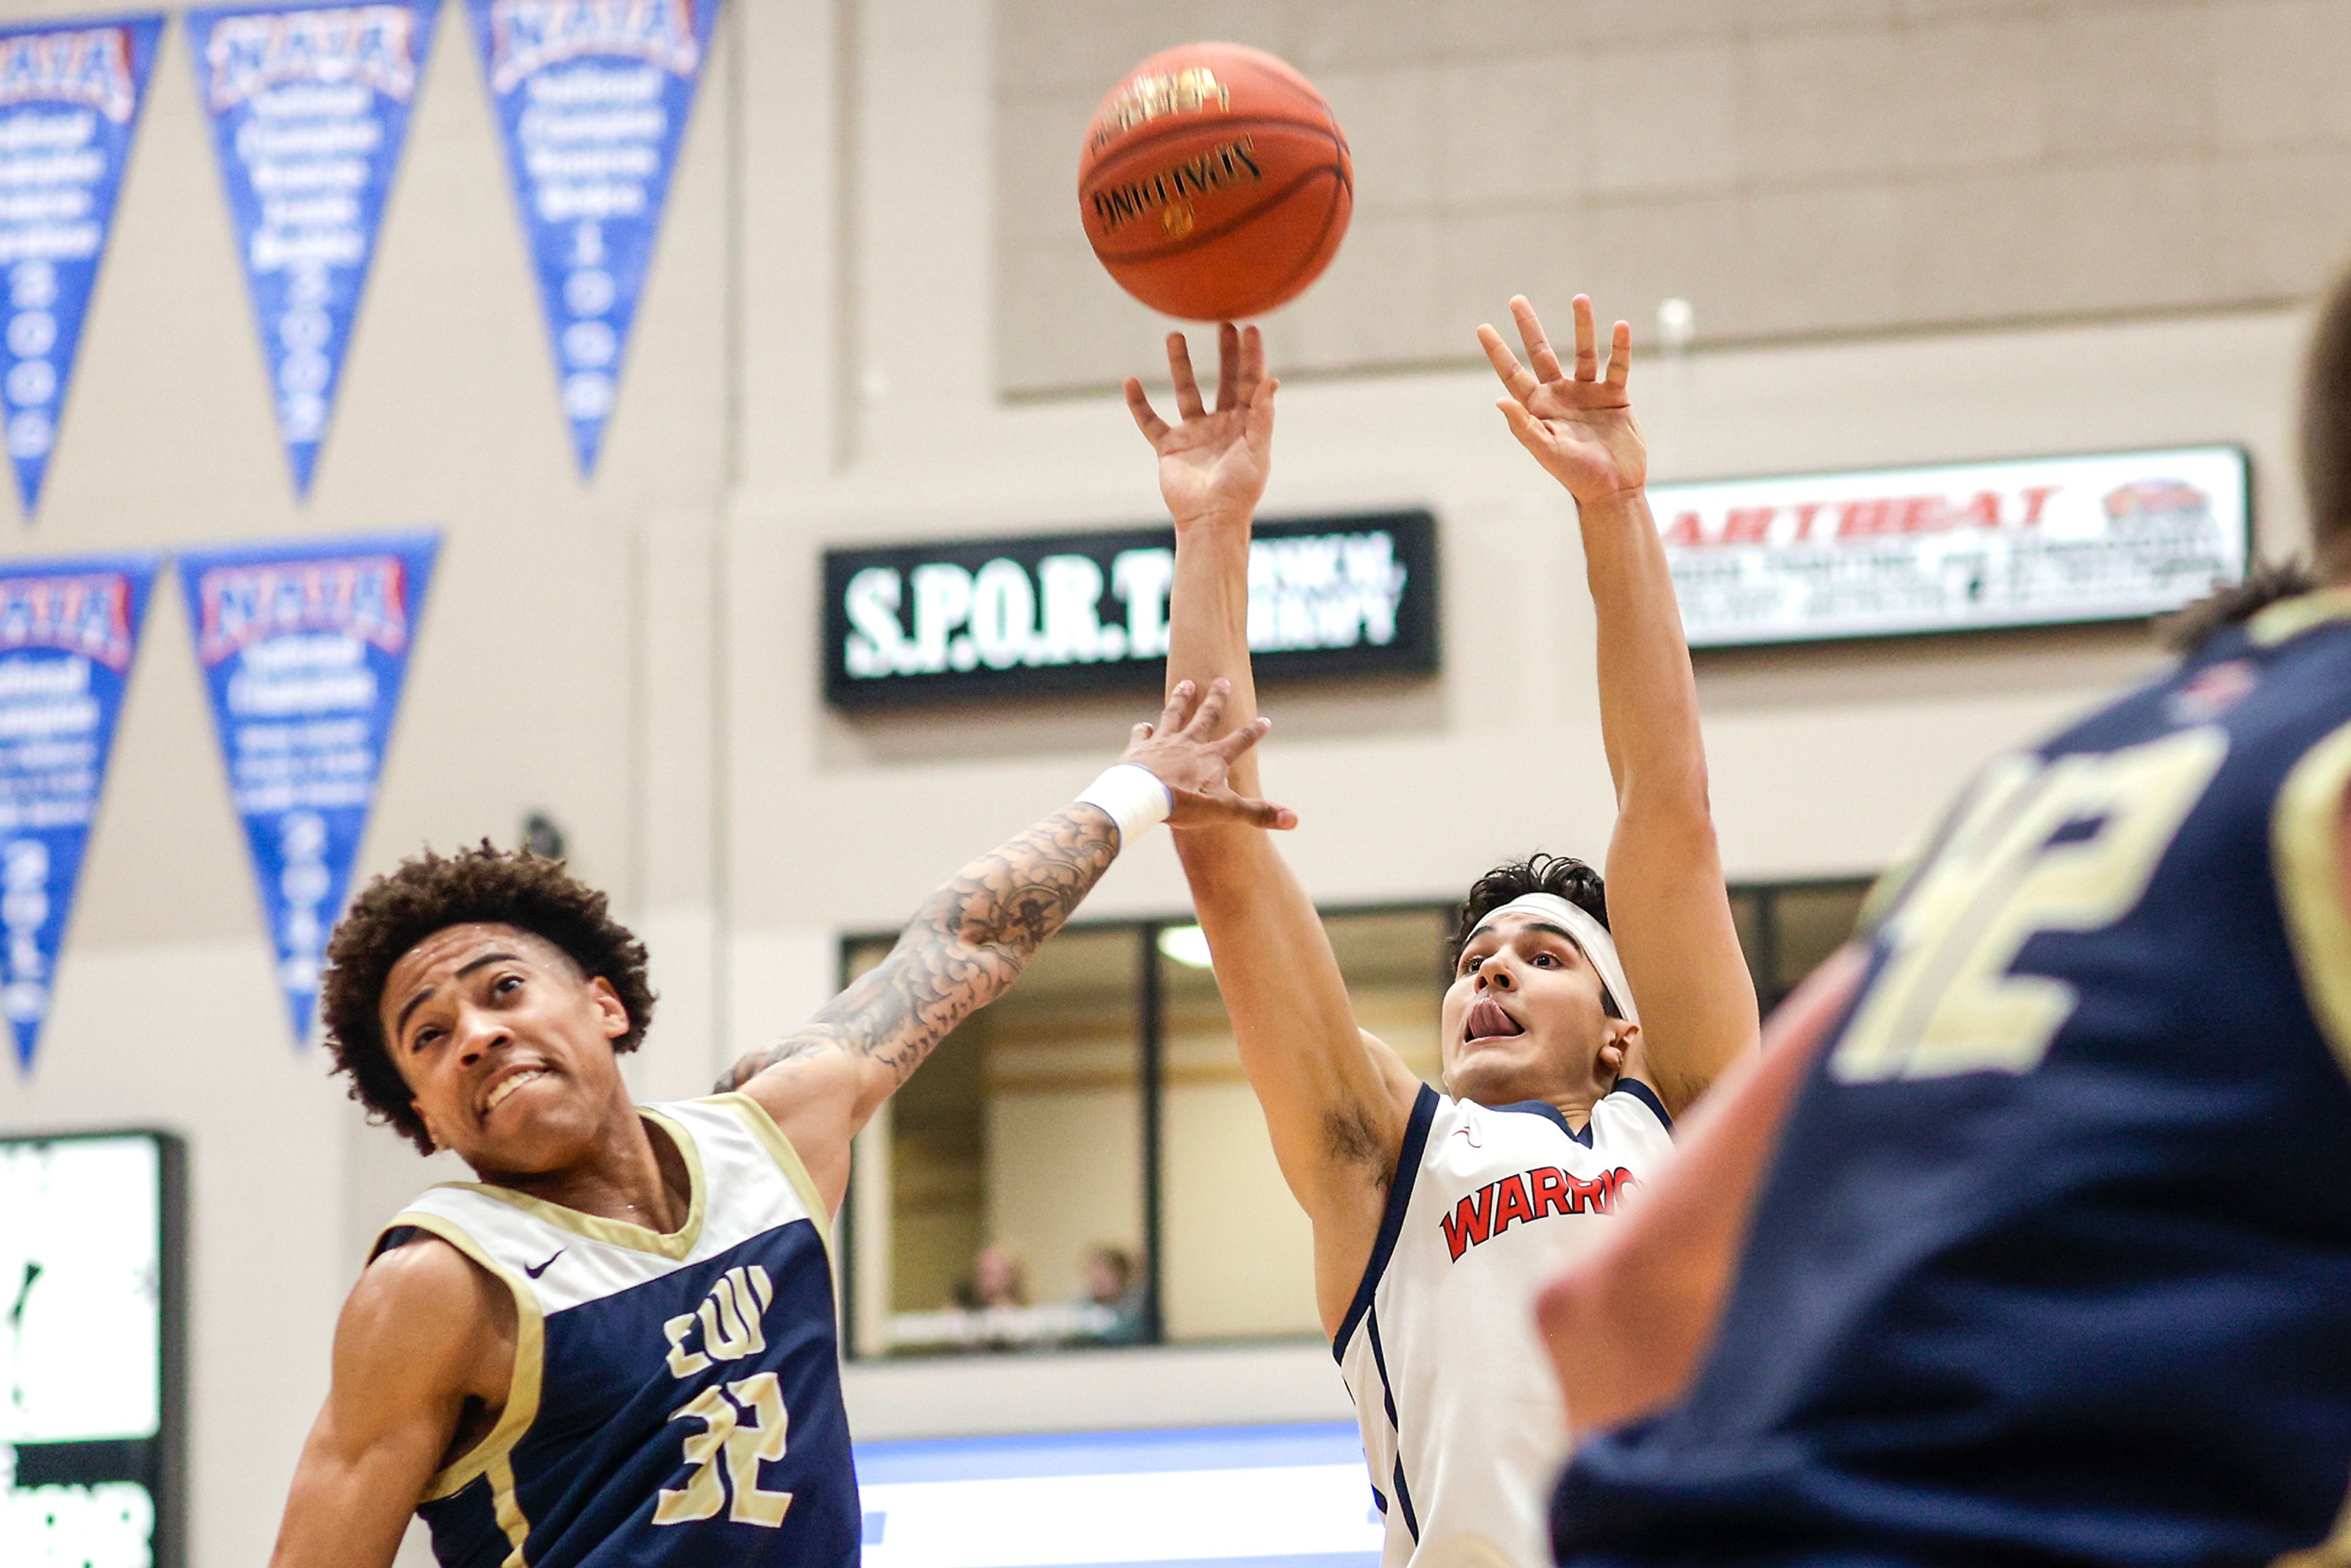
[481,1101,689,1231]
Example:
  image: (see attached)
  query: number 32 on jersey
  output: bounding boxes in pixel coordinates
[1834,727,2229,1084]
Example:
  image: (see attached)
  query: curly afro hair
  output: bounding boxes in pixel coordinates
[1452,851,1610,964]
[320,843,656,1154]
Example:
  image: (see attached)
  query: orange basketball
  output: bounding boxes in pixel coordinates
[1078,43,1353,321]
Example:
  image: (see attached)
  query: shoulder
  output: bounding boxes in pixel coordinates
[340,1231,509,1390]
[1588,1079,1675,1158]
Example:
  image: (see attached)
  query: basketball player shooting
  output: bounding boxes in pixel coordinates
[1538,262,2351,1567]
[1122,295,1759,1568]
[263,683,1290,1568]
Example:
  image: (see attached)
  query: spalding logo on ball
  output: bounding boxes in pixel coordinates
[1079,43,1353,321]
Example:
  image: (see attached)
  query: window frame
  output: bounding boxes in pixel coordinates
[836,878,1872,1360]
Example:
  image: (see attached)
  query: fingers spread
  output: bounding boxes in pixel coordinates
[1496,396,1547,452]
[1184,677,1231,737]
[1231,793,1299,830]
[1477,323,1540,404]
[1510,294,1564,384]
[1158,679,1196,733]
[1606,319,1633,388]
[1211,713,1271,760]
[1124,378,1171,443]
[1215,321,1240,412]
[1572,294,1599,380]
[1168,333,1207,419]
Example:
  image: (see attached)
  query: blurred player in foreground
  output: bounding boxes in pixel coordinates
[1123,296,1759,1568]
[1540,266,2351,1567]
[264,684,1290,1568]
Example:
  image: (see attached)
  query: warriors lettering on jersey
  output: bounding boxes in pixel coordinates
[0,27,137,123]
[200,6,422,112]
[1442,1165,1636,1261]
[486,0,700,94]
[0,574,133,668]
[195,555,410,661]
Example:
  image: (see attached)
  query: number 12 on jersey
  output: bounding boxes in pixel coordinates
[1834,728,2229,1084]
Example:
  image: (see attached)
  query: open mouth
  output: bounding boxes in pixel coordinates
[482,1065,550,1117]
[1463,998,1525,1045]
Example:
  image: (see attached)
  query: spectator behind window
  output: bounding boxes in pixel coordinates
[1080,1244,1147,1345]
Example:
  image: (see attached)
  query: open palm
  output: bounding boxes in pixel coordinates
[1125,323,1277,528]
[1479,294,1647,505]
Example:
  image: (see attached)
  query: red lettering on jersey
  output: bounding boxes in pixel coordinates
[1491,1174,1535,1235]
[1532,1166,1571,1218]
[1720,506,1774,545]
[1441,1165,1641,1259]
[1441,1184,1497,1261]
[1662,511,1703,547]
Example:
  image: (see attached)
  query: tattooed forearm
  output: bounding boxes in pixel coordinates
[716,804,1121,1097]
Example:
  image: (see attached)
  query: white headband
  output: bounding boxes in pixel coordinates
[1466,893,1640,1028]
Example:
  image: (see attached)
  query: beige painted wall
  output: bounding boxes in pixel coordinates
[0,0,2330,1561]
[999,0,2351,392]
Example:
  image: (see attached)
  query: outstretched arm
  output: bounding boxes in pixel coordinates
[1479,294,1759,1116]
[1127,326,1426,1338]
[719,681,1292,1216]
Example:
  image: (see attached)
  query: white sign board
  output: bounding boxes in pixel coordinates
[1651,446,2250,648]
[1,1131,175,1568]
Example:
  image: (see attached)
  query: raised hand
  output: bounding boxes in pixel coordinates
[1125,323,1278,531]
[1478,294,1647,507]
[1121,679,1297,831]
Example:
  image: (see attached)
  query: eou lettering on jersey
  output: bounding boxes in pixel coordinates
[1442,1163,1637,1261]
[0,572,135,669]
[200,4,423,112]
[196,556,411,664]
[487,0,700,94]
[0,24,138,123]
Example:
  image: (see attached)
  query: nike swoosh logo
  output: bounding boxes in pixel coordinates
[524,1250,564,1279]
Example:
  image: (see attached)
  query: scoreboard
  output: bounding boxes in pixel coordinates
[0,1130,184,1568]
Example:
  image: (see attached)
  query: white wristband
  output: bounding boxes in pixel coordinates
[1075,763,1173,848]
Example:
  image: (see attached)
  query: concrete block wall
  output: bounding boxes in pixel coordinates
[997,0,2351,394]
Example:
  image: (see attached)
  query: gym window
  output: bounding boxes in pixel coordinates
[838,877,1871,1359]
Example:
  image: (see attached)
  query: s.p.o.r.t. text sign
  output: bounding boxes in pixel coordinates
[823,511,1438,708]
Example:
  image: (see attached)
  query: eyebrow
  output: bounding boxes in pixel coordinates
[393,951,522,1042]
[1468,920,1580,950]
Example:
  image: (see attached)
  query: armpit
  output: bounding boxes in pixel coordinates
[1323,1103,1397,1188]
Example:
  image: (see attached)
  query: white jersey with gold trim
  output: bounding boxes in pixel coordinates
[1337,1081,1674,1568]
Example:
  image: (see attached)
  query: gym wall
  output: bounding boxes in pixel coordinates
[0,2,2328,1564]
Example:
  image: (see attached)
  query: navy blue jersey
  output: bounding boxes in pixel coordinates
[1556,590,2351,1567]
[377,1095,860,1568]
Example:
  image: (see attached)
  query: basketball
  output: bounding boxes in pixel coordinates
[1078,43,1353,321]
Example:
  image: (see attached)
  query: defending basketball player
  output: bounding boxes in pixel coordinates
[263,683,1290,1568]
[1122,296,1758,1568]
[1539,263,2351,1567]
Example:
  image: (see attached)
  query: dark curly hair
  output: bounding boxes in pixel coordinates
[2159,558,2320,655]
[320,843,656,1154]
[1453,853,1609,953]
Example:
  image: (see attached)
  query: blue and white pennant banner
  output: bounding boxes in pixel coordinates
[187,1,439,498]
[0,553,157,1072]
[179,531,437,1048]
[467,0,721,475]
[0,15,163,517]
